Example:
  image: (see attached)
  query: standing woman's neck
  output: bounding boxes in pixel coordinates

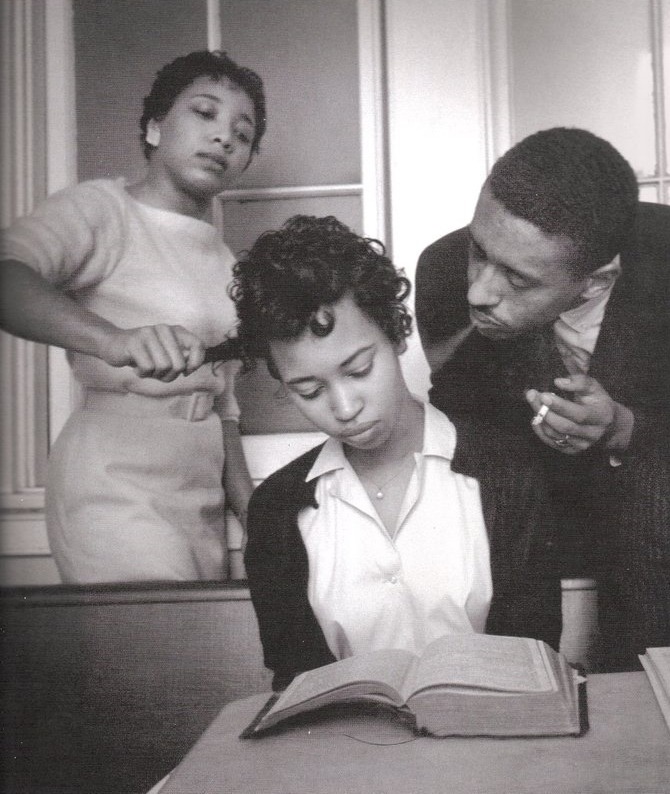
[126,172,212,221]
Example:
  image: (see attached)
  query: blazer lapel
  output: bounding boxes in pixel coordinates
[588,276,638,394]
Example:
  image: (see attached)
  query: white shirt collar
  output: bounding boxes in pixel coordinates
[557,255,621,335]
[306,401,456,483]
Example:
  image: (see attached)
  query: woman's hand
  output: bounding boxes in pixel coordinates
[103,324,206,382]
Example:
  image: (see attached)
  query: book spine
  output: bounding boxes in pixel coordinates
[239,693,281,740]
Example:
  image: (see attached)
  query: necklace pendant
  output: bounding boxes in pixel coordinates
[375,490,384,500]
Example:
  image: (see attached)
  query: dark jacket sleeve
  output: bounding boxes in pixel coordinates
[244,446,335,691]
[604,202,670,460]
[484,455,562,651]
[452,420,562,651]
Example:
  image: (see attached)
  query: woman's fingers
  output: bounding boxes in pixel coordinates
[106,325,206,381]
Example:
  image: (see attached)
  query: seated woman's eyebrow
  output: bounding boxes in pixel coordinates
[285,374,320,387]
[284,344,375,386]
[340,344,375,369]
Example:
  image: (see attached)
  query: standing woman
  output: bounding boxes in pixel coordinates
[0,51,266,583]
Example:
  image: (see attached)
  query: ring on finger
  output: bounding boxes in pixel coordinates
[555,434,571,447]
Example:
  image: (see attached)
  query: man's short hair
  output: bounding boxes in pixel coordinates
[488,127,639,273]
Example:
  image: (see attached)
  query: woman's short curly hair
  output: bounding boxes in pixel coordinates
[140,50,266,159]
[488,127,639,274]
[230,215,412,376]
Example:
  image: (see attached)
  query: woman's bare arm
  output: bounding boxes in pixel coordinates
[0,259,205,380]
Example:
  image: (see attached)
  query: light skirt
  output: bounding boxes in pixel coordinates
[46,404,226,583]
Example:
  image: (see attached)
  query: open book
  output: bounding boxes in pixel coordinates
[639,646,670,733]
[241,634,587,738]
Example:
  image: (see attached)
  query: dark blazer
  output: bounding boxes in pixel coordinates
[415,202,670,459]
[245,417,561,691]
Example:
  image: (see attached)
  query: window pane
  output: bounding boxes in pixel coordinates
[639,184,661,203]
[218,0,360,188]
[0,335,48,489]
[508,0,656,178]
[74,0,208,183]
[220,194,362,256]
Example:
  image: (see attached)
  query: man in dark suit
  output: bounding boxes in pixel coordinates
[416,127,670,672]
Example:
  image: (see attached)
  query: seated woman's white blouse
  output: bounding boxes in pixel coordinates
[298,402,493,660]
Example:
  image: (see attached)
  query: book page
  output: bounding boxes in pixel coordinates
[407,634,556,697]
[640,651,670,734]
[647,647,670,691]
[269,648,416,717]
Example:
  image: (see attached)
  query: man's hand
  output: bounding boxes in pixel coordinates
[525,374,634,455]
[102,324,206,382]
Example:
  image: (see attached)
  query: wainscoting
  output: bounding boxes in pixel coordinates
[1,582,272,794]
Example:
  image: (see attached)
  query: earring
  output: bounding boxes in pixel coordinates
[145,125,160,147]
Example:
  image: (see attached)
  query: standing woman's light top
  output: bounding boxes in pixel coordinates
[0,51,267,582]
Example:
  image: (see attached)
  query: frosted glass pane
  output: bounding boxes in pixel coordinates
[508,0,655,179]
[74,0,208,183]
[220,194,362,257]
[218,0,360,188]
[639,184,661,203]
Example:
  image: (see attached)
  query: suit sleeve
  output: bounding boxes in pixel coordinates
[494,461,562,651]
[475,429,563,651]
[244,452,335,691]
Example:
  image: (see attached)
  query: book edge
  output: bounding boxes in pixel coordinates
[239,692,281,740]
[576,667,589,737]
[645,647,670,691]
[639,653,670,734]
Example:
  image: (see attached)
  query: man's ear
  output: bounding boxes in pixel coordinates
[396,338,408,356]
[579,257,620,301]
[145,119,161,147]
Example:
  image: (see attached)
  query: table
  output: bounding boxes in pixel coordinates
[155,673,670,794]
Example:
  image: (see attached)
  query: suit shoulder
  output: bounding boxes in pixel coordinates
[416,227,471,343]
[418,227,470,270]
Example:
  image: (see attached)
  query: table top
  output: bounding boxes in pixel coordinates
[157,672,670,794]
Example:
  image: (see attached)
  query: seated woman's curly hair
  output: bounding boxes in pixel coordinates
[230,215,412,375]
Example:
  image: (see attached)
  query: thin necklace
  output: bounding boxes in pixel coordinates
[358,453,415,500]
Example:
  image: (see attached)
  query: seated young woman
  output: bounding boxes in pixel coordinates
[231,215,561,691]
